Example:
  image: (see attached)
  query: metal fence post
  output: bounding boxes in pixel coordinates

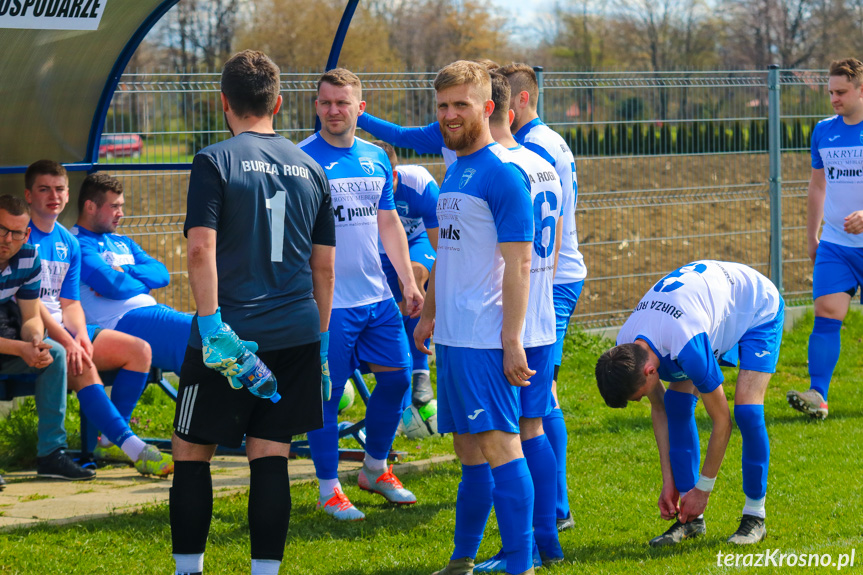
[533,66,544,120]
[768,65,784,292]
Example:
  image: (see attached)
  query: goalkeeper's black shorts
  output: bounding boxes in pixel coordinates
[173,341,323,448]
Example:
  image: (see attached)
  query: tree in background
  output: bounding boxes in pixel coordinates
[155,0,247,70]
[235,0,401,70]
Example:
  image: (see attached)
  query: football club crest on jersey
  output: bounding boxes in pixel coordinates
[55,242,68,261]
[359,157,375,176]
[459,168,476,189]
[396,201,409,216]
[859,131,863,144]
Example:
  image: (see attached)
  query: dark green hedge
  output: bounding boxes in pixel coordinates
[562,119,815,156]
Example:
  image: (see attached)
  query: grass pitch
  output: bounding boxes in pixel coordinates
[0,310,861,574]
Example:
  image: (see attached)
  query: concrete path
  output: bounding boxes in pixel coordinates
[0,454,456,531]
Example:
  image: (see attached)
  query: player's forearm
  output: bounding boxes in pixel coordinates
[358,113,443,155]
[701,388,732,479]
[379,210,417,290]
[500,242,531,346]
[18,299,45,345]
[310,245,335,333]
[125,259,170,290]
[59,300,88,338]
[40,302,73,346]
[649,399,675,485]
[807,172,826,241]
[421,262,437,321]
[82,267,150,300]
[0,336,26,356]
[186,228,219,316]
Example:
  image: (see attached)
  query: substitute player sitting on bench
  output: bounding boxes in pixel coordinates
[73,172,192,375]
[25,160,172,475]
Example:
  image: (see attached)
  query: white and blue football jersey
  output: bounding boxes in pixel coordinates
[73,225,165,330]
[434,143,533,349]
[299,133,397,309]
[616,261,782,394]
[514,118,587,284]
[508,146,562,348]
[811,115,863,248]
[378,164,440,253]
[29,221,80,325]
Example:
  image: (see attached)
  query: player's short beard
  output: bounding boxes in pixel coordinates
[441,113,484,152]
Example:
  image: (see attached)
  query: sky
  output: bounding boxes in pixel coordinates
[489,0,556,46]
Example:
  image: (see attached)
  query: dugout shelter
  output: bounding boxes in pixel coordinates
[0,0,181,225]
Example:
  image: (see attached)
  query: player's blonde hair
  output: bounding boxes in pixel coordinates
[317,67,362,99]
[433,60,492,102]
[829,58,863,87]
[473,58,500,72]
[497,63,538,110]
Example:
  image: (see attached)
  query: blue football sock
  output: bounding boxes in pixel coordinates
[364,368,410,460]
[109,369,149,423]
[735,404,769,501]
[307,385,343,480]
[452,463,494,561]
[542,407,570,519]
[491,458,534,574]
[77,384,135,447]
[808,316,842,400]
[522,434,560,555]
[404,315,429,372]
[664,389,700,493]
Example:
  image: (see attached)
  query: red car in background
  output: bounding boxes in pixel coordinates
[99,134,143,159]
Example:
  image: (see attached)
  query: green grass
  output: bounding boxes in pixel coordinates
[1,310,862,573]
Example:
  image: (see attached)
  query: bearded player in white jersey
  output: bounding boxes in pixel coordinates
[595,261,784,547]
[414,60,536,575]
[470,72,564,574]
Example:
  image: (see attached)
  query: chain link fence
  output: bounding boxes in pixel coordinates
[102,68,832,327]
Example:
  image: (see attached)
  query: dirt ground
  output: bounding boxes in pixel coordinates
[111,152,813,328]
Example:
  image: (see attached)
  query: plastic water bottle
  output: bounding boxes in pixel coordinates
[203,326,281,403]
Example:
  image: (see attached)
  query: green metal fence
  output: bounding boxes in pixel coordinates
[101,68,833,327]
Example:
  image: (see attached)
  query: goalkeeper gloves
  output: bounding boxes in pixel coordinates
[320,331,331,401]
[199,308,260,389]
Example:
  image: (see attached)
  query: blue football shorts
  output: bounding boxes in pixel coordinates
[813,240,863,303]
[520,343,555,419]
[737,299,785,374]
[327,299,411,393]
[552,280,584,367]
[436,344,520,435]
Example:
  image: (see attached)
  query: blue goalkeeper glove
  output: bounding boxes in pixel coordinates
[320,331,331,401]
[199,309,259,388]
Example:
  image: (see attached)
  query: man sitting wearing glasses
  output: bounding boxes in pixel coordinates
[0,194,94,483]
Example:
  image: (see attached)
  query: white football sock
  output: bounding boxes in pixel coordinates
[319,478,341,499]
[120,436,147,461]
[742,496,766,519]
[251,559,280,575]
[363,454,387,474]
[174,553,203,574]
